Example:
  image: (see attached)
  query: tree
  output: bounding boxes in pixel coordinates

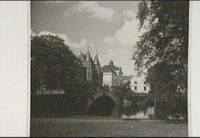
[133,1,189,119]
[64,80,91,112]
[112,81,133,116]
[31,34,92,114]
[31,34,79,92]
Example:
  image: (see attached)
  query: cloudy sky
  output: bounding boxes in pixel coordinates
[31,1,144,76]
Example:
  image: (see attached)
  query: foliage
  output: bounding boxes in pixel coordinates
[112,82,154,116]
[134,1,189,119]
[112,81,132,99]
[112,81,133,116]
[31,34,91,113]
[64,80,91,112]
[124,95,146,116]
[31,34,80,92]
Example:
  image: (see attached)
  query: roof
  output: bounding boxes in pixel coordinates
[101,64,120,73]
[86,49,91,61]
[94,55,100,65]
[77,52,93,63]
[123,75,132,80]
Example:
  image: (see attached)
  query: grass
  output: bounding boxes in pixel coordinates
[31,117,188,137]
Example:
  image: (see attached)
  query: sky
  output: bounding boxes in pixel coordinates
[31,1,144,76]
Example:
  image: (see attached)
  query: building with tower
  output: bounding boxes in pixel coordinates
[76,48,102,87]
[75,48,150,93]
[101,60,123,87]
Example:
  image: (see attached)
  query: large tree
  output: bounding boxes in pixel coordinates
[112,81,133,116]
[31,34,79,92]
[133,1,189,119]
[31,34,92,114]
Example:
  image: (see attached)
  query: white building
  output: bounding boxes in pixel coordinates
[122,75,150,94]
[101,60,123,87]
[122,76,154,119]
[130,76,150,94]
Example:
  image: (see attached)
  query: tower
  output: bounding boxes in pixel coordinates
[85,47,93,82]
[94,52,100,74]
[77,47,102,87]
[93,51,102,87]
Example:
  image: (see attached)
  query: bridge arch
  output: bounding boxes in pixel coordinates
[88,93,116,116]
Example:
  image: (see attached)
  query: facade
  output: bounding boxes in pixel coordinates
[100,60,150,94]
[74,60,87,82]
[130,76,150,94]
[122,75,133,84]
[76,49,102,87]
[121,75,150,94]
[101,60,123,87]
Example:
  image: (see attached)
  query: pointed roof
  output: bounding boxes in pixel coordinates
[94,54,100,65]
[86,48,91,62]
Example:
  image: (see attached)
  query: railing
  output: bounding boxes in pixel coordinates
[34,89,65,95]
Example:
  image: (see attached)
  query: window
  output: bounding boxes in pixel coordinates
[134,81,137,84]
[144,86,146,91]
[135,86,137,90]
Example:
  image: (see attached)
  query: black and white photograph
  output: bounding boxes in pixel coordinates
[30,1,188,137]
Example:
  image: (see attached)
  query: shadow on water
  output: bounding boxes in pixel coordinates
[88,95,115,116]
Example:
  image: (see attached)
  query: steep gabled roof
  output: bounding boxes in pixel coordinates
[94,54,100,65]
[86,49,91,62]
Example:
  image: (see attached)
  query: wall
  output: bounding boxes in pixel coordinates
[75,67,86,82]
[102,72,112,87]
[130,77,150,94]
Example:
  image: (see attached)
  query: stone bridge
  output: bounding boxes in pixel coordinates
[86,90,120,116]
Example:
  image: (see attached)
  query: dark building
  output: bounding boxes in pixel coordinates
[75,49,103,88]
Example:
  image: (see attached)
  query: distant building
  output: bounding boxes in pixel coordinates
[121,75,150,94]
[130,76,150,94]
[101,60,123,87]
[122,75,132,84]
[74,59,87,82]
[121,75,153,119]
[76,49,102,87]
[34,47,150,95]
